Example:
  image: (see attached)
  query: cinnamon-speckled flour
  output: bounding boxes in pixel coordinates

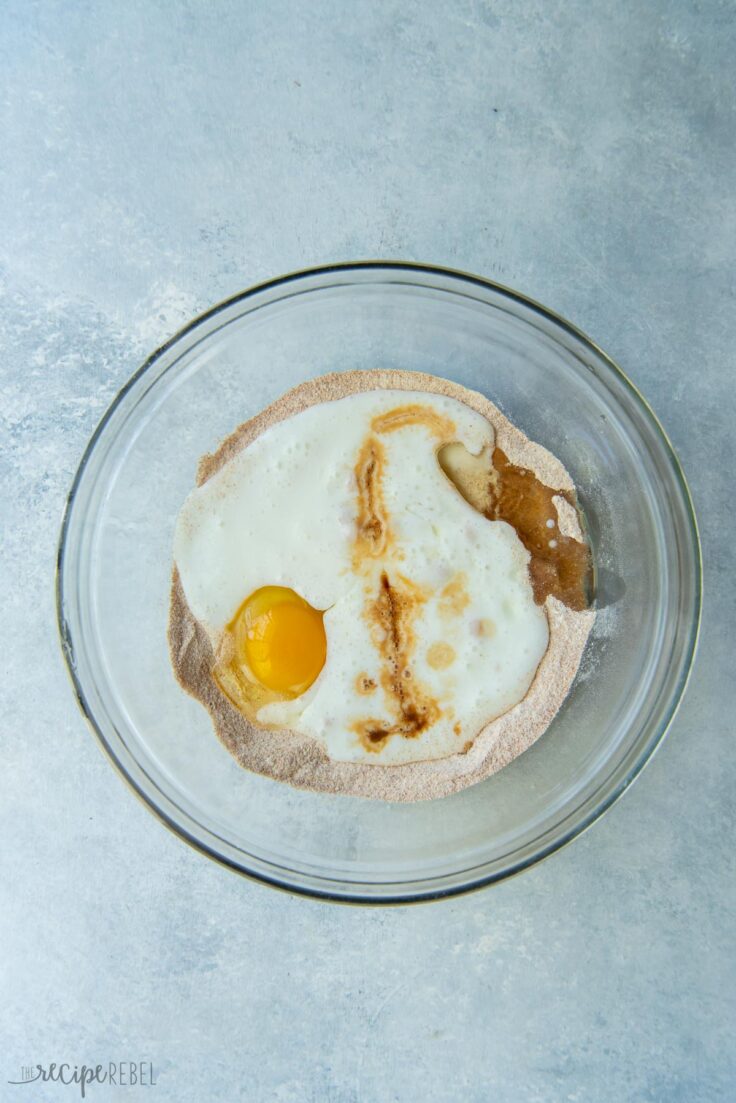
[168,370,594,801]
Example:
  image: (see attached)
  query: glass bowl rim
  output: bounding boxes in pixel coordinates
[56,260,703,906]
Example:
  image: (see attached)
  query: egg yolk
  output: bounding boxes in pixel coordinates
[232,586,326,696]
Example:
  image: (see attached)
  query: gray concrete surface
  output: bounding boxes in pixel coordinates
[1,1,734,1100]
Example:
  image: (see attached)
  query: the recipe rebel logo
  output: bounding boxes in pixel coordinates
[8,1061,157,1097]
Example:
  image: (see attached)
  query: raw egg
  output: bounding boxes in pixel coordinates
[233,586,326,696]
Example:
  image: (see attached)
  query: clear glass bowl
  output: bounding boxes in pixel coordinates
[57,262,701,904]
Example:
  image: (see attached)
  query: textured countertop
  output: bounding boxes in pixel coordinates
[2,2,734,1100]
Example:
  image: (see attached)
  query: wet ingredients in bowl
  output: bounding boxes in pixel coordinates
[168,368,594,801]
